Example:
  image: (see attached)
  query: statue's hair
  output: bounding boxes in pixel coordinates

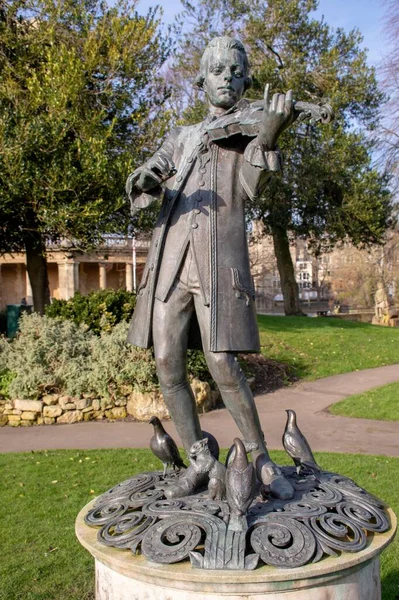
[195,36,252,91]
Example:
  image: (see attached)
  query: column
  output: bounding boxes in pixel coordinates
[16,264,25,302]
[26,269,33,305]
[125,263,133,292]
[57,262,76,300]
[73,262,80,294]
[99,263,107,290]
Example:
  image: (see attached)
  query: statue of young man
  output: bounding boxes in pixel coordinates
[126,37,295,500]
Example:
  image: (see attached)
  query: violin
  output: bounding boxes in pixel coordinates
[205,98,334,142]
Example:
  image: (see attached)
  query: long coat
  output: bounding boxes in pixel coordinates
[127,107,281,352]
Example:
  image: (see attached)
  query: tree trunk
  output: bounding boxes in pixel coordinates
[24,228,50,315]
[271,225,304,316]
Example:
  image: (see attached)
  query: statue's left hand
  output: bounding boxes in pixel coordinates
[258,84,295,150]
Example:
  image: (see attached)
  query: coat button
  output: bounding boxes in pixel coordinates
[188,157,193,163]
[195,208,201,214]
[199,181,205,187]
[177,175,183,182]
[191,223,198,229]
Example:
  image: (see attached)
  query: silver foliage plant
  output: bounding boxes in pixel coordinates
[0,313,158,400]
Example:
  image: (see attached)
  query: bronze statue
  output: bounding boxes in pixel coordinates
[126,37,328,501]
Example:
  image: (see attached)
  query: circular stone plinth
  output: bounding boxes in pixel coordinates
[76,501,396,600]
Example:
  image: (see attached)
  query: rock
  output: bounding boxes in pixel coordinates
[83,412,94,421]
[43,405,62,418]
[92,399,100,411]
[127,390,169,422]
[8,414,21,422]
[75,398,89,410]
[94,412,105,420]
[21,411,37,420]
[3,409,13,415]
[14,399,43,412]
[20,420,33,427]
[9,420,20,427]
[57,410,83,424]
[12,409,22,415]
[111,407,127,419]
[42,394,59,406]
[82,406,94,414]
[37,417,44,425]
[64,402,76,410]
[190,378,217,413]
[104,406,127,420]
[5,402,13,410]
[59,395,74,409]
[101,398,113,411]
[126,380,218,422]
[115,398,127,407]
[44,417,55,425]
[0,415,8,426]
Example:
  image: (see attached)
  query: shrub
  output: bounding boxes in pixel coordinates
[2,313,94,398]
[45,289,136,334]
[1,313,213,400]
[0,369,15,397]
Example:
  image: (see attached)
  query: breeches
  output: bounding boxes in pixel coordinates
[153,246,245,394]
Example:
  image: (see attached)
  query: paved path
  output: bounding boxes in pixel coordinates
[1,364,399,456]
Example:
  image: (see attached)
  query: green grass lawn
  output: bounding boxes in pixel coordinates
[329,382,399,421]
[0,449,398,600]
[257,315,399,380]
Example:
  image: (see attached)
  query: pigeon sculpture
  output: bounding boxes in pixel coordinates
[149,416,186,476]
[226,438,256,531]
[282,409,321,478]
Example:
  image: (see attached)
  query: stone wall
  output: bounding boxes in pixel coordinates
[0,379,219,427]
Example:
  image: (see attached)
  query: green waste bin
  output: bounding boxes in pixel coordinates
[6,304,32,338]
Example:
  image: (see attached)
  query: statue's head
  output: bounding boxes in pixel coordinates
[195,36,252,110]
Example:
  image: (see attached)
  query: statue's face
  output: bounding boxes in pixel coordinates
[203,47,246,110]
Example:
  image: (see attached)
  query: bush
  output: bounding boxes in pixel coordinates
[1,313,213,400]
[0,369,15,397]
[45,289,136,334]
[1,313,94,398]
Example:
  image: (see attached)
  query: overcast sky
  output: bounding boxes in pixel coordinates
[136,0,389,68]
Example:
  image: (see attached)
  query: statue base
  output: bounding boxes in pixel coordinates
[76,500,396,600]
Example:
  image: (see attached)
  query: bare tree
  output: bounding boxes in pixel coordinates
[380,0,399,190]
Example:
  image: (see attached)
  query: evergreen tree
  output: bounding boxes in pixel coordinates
[169,0,392,314]
[0,0,172,312]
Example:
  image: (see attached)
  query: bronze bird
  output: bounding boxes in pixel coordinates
[149,416,186,476]
[226,438,256,531]
[283,409,321,478]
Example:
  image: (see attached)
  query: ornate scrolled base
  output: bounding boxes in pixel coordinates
[77,502,395,600]
[76,467,396,599]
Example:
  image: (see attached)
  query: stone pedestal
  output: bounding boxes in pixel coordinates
[76,502,396,600]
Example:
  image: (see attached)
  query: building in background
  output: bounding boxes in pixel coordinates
[0,236,150,310]
[249,223,399,314]
[2,226,398,314]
